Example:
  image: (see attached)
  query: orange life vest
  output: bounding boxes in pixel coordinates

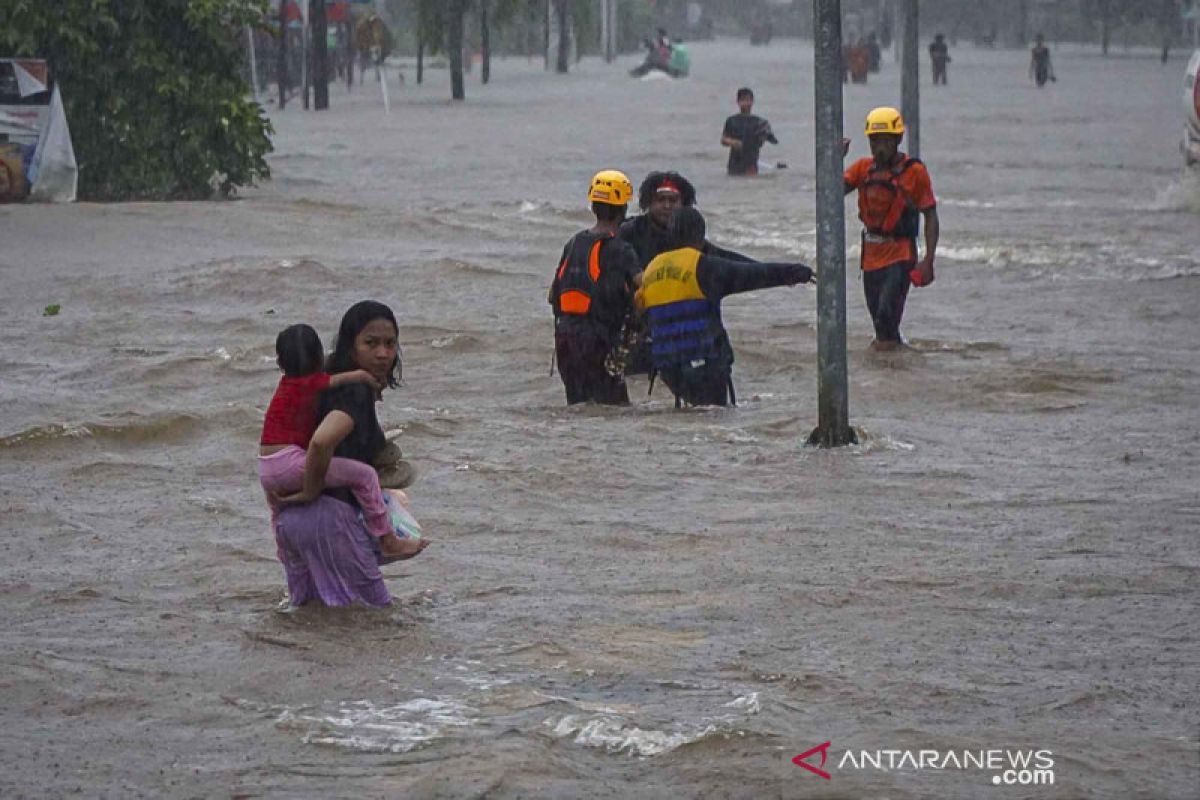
[857,156,921,239]
[552,234,608,317]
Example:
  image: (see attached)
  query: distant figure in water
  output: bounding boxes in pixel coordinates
[630,30,684,78]
[867,31,882,73]
[1030,34,1055,87]
[846,40,871,83]
[721,87,780,176]
[929,33,950,85]
[668,38,691,77]
[842,107,940,351]
[548,170,641,405]
[635,207,813,407]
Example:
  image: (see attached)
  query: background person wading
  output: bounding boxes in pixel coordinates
[720,87,780,176]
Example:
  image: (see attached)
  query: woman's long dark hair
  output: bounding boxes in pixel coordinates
[326,300,402,388]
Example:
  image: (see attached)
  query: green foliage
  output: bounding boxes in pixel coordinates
[0,0,273,200]
[414,0,448,54]
[42,304,61,317]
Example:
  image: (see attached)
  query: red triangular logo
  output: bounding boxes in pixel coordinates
[792,741,832,780]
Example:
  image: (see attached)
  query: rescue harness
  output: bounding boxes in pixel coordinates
[858,156,921,241]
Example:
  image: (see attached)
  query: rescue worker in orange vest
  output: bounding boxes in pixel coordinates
[635,207,814,407]
[548,170,642,405]
[842,107,939,351]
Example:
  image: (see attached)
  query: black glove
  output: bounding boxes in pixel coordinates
[791,264,814,284]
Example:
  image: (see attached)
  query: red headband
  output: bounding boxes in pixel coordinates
[657,179,681,195]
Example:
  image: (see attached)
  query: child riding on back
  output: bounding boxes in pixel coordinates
[258,324,425,562]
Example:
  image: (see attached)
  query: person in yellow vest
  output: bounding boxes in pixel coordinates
[635,207,814,407]
[842,106,939,351]
[548,170,642,404]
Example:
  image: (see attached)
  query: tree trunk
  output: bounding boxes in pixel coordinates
[544,0,551,70]
[1159,0,1174,63]
[417,38,424,84]
[555,0,570,74]
[482,0,491,84]
[312,0,329,109]
[278,1,288,109]
[449,0,466,100]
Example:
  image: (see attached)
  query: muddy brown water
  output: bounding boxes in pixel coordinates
[2,39,1198,798]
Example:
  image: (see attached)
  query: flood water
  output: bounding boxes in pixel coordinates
[2,38,1198,798]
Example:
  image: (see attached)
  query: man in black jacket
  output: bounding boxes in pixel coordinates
[636,207,814,406]
[618,172,752,268]
[617,171,754,377]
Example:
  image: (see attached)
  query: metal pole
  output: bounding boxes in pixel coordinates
[901,0,919,158]
[611,0,618,62]
[893,0,901,64]
[600,0,614,63]
[810,0,854,448]
[600,0,608,63]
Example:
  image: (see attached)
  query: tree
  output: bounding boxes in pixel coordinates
[1159,0,1181,62]
[411,0,446,87]
[482,0,542,83]
[449,0,468,99]
[0,0,273,200]
[481,0,492,84]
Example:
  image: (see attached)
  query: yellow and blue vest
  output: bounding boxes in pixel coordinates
[639,247,723,369]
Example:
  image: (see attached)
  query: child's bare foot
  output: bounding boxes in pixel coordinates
[379,533,429,564]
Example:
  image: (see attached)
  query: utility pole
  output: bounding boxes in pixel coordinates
[555,0,571,73]
[810,0,855,448]
[600,0,616,63]
[901,0,919,158]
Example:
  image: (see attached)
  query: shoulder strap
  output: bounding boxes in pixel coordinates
[556,233,579,280]
[894,156,922,176]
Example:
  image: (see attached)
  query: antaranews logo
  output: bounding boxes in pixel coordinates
[792,742,1055,787]
[791,741,832,780]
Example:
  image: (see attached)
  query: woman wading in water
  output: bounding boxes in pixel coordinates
[271,301,428,607]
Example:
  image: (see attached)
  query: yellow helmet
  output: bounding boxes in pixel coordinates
[587,170,634,206]
[864,106,905,137]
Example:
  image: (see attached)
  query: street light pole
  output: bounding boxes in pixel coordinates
[901,0,920,158]
[810,0,855,448]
